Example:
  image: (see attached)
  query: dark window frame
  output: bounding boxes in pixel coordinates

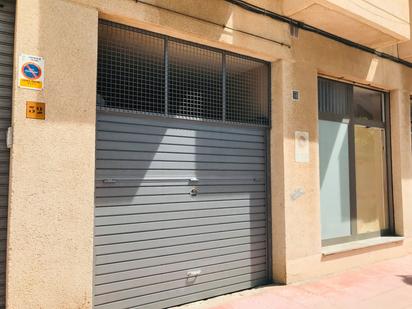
[318,77,394,246]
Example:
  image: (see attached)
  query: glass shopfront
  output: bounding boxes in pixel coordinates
[318,77,392,245]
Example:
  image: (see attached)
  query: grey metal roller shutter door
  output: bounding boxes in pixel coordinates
[94,111,269,309]
[0,0,14,307]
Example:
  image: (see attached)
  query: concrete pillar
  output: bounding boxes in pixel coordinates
[282,61,321,282]
[390,90,412,238]
[270,59,321,283]
[6,0,98,308]
[270,60,287,283]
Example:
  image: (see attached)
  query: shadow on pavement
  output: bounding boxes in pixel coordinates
[398,275,412,286]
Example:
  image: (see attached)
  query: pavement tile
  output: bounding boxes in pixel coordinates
[322,271,371,289]
[270,285,335,307]
[356,286,412,309]
[212,292,306,309]
[299,281,340,295]
[184,255,412,309]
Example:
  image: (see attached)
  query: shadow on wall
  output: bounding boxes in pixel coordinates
[38,0,98,125]
[93,108,268,307]
[143,0,290,59]
[141,0,234,43]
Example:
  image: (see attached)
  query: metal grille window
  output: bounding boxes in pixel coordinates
[226,55,269,125]
[97,22,165,114]
[318,77,351,118]
[97,20,270,126]
[168,41,223,120]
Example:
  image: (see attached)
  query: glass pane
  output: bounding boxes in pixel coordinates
[355,125,388,233]
[354,86,383,122]
[319,120,352,240]
[318,78,351,117]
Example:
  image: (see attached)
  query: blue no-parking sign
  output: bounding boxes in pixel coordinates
[18,54,45,90]
[22,62,42,80]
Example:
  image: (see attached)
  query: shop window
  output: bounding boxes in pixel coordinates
[354,126,388,234]
[318,77,392,245]
[353,86,384,122]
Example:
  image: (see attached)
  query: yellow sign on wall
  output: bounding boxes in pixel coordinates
[26,101,46,120]
[20,79,43,89]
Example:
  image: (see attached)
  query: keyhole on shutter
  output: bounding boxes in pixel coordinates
[190,187,198,196]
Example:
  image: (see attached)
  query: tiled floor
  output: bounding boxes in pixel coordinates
[179,255,412,309]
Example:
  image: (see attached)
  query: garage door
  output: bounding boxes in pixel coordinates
[94,20,271,309]
[0,1,15,307]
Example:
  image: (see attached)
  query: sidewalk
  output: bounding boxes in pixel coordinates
[178,255,412,309]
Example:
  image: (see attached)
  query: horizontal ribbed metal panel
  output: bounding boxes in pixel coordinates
[94,111,268,309]
[0,1,13,307]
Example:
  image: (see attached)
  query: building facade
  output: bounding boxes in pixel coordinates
[0,0,412,308]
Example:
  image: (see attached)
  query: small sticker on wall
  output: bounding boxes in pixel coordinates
[295,131,309,163]
[18,54,45,90]
[26,101,45,120]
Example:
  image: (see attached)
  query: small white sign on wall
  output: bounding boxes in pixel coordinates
[295,131,310,163]
[18,54,45,90]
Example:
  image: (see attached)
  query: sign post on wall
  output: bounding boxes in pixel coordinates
[18,54,45,90]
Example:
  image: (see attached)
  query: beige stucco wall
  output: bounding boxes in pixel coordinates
[7,0,98,308]
[398,1,412,62]
[6,0,412,307]
[391,90,412,238]
[284,0,410,47]
[281,26,412,282]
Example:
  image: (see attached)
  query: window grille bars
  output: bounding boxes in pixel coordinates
[97,20,270,127]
